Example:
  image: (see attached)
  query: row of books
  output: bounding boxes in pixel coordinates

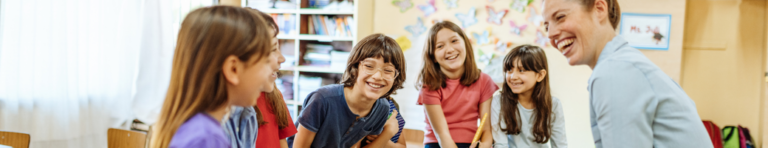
[270,13,298,35]
[307,15,355,37]
[248,0,297,10]
[302,43,350,69]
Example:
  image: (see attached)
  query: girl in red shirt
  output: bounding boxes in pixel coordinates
[417,21,499,148]
[251,10,297,148]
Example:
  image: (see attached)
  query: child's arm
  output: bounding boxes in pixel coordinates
[279,139,289,148]
[291,125,317,148]
[425,105,457,148]
[363,110,400,148]
[478,99,493,148]
[392,130,407,148]
[352,138,364,148]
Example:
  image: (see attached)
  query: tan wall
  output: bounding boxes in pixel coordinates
[682,0,765,147]
[219,0,241,6]
[617,0,687,82]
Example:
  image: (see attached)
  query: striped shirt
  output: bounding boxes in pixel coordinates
[388,99,405,143]
[223,106,258,148]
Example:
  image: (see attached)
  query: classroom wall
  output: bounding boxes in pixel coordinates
[371,0,596,146]
[681,0,765,146]
[367,0,689,147]
[617,0,687,82]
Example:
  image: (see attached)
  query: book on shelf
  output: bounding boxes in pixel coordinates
[307,0,353,11]
[271,13,297,35]
[276,75,294,100]
[248,0,298,10]
[330,50,350,70]
[307,15,354,37]
[298,75,323,104]
[303,43,335,66]
[281,55,295,69]
[306,43,334,53]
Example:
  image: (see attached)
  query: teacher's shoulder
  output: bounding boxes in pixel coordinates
[593,47,658,81]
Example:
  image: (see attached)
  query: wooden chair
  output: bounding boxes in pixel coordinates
[0,131,30,148]
[107,128,147,148]
[403,129,425,148]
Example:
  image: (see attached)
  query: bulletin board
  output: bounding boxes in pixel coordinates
[370,1,686,148]
[371,1,598,148]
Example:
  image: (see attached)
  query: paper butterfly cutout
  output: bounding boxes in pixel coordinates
[535,30,550,47]
[475,48,494,66]
[527,8,544,27]
[418,0,437,17]
[405,17,427,37]
[495,41,512,52]
[444,0,458,9]
[486,6,508,25]
[510,20,528,35]
[511,0,532,13]
[392,0,414,13]
[395,36,412,51]
[472,30,490,45]
[455,7,478,28]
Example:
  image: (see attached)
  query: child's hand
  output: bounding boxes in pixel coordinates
[384,110,400,135]
[468,141,492,148]
[469,141,477,148]
[364,135,379,143]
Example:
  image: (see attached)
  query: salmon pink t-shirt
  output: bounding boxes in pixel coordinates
[417,73,499,144]
[256,92,298,148]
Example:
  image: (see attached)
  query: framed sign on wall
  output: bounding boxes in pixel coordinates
[619,13,672,50]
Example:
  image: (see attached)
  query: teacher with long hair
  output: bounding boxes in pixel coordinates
[541,0,713,147]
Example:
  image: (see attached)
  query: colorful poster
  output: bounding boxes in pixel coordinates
[619,13,671,50]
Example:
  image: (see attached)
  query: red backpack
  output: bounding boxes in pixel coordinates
[703,120,723,148]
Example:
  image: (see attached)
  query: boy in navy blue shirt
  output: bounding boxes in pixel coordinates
[288,34,406,148]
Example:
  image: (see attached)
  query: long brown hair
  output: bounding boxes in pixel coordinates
[340,33,406,98]
[417,21,481,91]
[150,6,273,148]
[499,45,553,143]
[250,9,291,129]
[575,0,621,29]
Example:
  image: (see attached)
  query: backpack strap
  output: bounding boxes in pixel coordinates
[722,126,737,141]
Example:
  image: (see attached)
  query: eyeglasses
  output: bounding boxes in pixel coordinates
[360,60,399,80]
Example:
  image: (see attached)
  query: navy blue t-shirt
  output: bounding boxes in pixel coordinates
[287,84,391,148]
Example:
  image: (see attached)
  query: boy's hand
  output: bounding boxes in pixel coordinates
[365,135,379,143]
[384,110,400,135]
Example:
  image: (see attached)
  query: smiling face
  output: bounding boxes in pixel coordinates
[543,0,601,66]
[506,59,542,96]
[352,57,397,100]
[433,28,467,74]
[228,30,284,107]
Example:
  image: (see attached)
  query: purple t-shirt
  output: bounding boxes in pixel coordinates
[169,113,231,148]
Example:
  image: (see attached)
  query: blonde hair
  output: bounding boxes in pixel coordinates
[149,6,273,148]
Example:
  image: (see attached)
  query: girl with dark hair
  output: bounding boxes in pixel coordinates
[490,45,566,148]
[288,33,406,148]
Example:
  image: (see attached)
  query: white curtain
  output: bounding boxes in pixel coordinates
[0,0,214,148]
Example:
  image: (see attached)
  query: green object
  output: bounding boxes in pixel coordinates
[722,126,740,148]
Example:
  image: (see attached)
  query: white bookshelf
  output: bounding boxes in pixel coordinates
[245,0,358,119]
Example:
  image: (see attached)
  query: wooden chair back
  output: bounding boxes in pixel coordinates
[0,131,30,148]
[107,128,147,148]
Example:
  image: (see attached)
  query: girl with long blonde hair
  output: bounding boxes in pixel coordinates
[150,6,281,148]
